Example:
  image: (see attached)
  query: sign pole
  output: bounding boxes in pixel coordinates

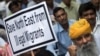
[31,51,35,56]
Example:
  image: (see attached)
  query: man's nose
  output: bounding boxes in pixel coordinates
[60,16,64,20]
[82,37,88,44]
[88,15,92,19]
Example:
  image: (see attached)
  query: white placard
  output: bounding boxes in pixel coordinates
[3,2,57,56]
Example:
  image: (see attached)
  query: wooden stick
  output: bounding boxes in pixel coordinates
[31,51,35,56]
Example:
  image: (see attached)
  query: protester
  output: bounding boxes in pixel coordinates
[20,46,54,56]
[8,0,22,13]
[88,0,100,21]
[0,0,6,19]
[4,0,11,17]
[75,0,90,4]
[78,2,100,52]
[0,37,12,56]
[78,2,96,30]
[67,19,99,56]
[59,0,80,20]
[53,7,75,56]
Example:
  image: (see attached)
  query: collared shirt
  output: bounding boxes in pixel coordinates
[92,17,100,53]
[96,9,100,21]
[59,1,80,20]
[53,20,75,55]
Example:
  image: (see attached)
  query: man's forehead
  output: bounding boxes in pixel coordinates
[74,33,92,40]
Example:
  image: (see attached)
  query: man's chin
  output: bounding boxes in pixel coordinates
[77,42,98,56]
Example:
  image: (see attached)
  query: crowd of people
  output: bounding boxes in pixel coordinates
[0,0,100,56]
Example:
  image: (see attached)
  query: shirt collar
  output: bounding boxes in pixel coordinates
[92,17,100,33]
[56,22,64,32]
[56,21,72,32]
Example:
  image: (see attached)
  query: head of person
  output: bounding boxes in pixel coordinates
[62,0,71,6]
[44,0,53,7]
[69,19,99,56]
[91,0,100,10]
[78,3,96,30]
[9,1,22,13]
[53,7,68,25]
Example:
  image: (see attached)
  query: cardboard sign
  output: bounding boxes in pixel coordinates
[4,2,57,56]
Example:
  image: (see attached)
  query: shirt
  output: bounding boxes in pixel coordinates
[93,17,100,53]
[53,20,75,55]
[96,9,100,21]
[59,1,80,20]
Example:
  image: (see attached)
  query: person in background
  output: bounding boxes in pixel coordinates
[27,0,36,7]
[43,0,59,15]
[78,2,100,53]
[53,7,75,56]
[55,0,61,3]
[27,0,43,7]
[78,2,96,30]
[89,0,100,20]
[90,0,100,11]
[59,0,80,20]
[67,19,99,56]
[0,36,12,56]
[20,46,54,56]
[8,0,22,13]
[0,37,7,56]
[0,0,6,19]
[4,0,11,17]
[75,0,90,4]
[19,0,29,9]
[43,0,59,25]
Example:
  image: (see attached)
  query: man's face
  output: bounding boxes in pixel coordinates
[74,33,92,47]
[74,33,98,56]
[81,10,96,29]
[55,9,68,25]
[91,0,100,8]
[11,4,21,13]
[81,10,96,20]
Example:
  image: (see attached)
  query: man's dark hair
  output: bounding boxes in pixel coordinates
[53,7,65,16]
[78,2,96,17]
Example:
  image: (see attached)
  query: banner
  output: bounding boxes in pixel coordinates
[3,2,57,56]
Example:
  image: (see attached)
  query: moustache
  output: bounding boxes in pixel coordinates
[81,42,93,50]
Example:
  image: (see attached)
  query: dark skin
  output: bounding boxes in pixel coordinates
[44,0,53,9]
[54,9,69,31]
[81,10,96,30]
[61,22,69,31]
[91,0,100,11]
